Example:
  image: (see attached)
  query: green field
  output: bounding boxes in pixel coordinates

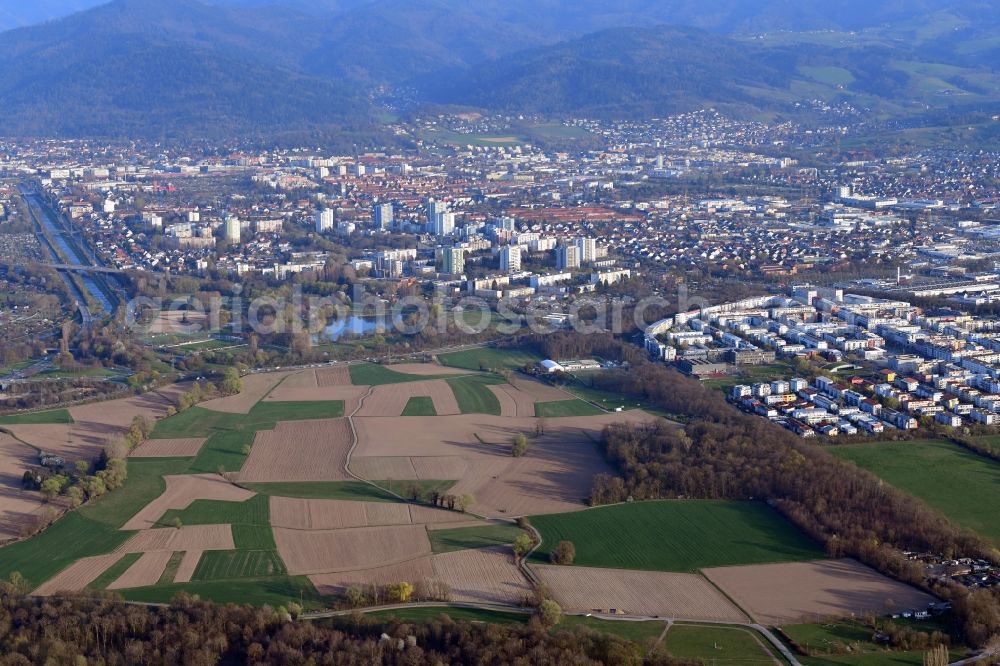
[782,621,964,665]
[159,494,270,529]
[428,523,526,553]
[534,399,604,418]
[232,524,277,550]
[438,347,541,372]
[171,495,269,526]
[445,375,504,415]
[350,363,449,385]
[245,401,344,422]
[0,408,74,425]
[528,500,825,571]
[0,458,194,588]
[87,552,142,590]
[150,400,344,473]
[830,440,1000,545]
[123,575,327,609]
[80,458,192,528]
[662,625,779,665]
[0,513,130,590]
[148,407,244,438]
[401,396,437,416]
[192,549,286,580]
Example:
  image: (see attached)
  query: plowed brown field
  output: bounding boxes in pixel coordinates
[316,366,352,386]
[431,547,532,605]
[118,524,234,553]
[264,383,368,414]
[32,553,127,595]
[358,380,460,417]
[274,525,432,574]
[353,414,641,517]
[0,432,48,541]
[508,376,571,402]
[309,557,436,596]
[488,384,537,417]
[239,418,352,482]
[533,564,747,622]
[173,550,202,583]
[702,559,938,625]
[5,384,193,463]
[107,550,173,590]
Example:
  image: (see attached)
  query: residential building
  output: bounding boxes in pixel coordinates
[441,247,465,275]
[499,245,522,273]
[373,203,393,230]
[315,208,334,233]
[556,244,581,270]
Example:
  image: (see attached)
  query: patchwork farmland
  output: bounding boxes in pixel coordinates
[0,355,959,663]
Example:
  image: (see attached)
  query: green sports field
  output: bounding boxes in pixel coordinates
[662,624,779,665]
[528,500,825,571]
[534,399,604,417]
[437,347,542,372]
[830,440,1000,545]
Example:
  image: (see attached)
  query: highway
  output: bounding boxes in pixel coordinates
[19,184,115,325]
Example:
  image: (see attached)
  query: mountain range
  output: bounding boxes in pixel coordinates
[0,0,997,139]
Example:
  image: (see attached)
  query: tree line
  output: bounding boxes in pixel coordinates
[0,588,694,665]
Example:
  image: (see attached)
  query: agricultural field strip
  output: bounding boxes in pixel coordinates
[702,559,938,626]
[273,524,434,575]
[173,550,202,583]
[269,496,471,530]
[239,418,352,482]
[531,563,748,622]
[311,546,531,607]
[32,552,129,595]
[107,550,174,590]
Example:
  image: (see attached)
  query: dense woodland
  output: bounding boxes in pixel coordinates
[0,591,691,666]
